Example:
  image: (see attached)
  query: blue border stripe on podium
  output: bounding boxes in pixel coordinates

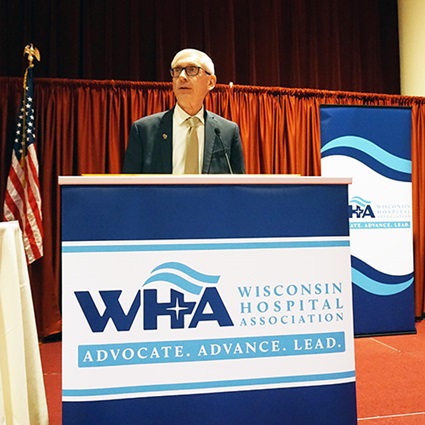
[62,239,350,253]
[63,370,355,397]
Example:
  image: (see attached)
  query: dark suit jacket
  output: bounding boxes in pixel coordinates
[122,108,245,174]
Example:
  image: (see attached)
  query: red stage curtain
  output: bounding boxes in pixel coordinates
[1,77,424,338]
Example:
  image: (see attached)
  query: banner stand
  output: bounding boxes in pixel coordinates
[320,105,415,336]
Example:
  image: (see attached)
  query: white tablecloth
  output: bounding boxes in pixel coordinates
[0,221,48,424]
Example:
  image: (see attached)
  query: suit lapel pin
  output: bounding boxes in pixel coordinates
[162,133,168,140]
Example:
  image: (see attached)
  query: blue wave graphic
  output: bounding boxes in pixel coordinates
[143,262,220,295]
[321,136,411,182]
[350,196,371,207]
[351,256,413,296]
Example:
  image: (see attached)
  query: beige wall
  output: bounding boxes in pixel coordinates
[398,0,425,96]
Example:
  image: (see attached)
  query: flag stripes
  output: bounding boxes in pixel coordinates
[3,66,43,264]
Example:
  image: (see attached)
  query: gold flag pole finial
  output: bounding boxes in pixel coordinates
[23,44,41,67]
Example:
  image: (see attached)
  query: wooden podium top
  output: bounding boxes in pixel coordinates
[58,174,352,186]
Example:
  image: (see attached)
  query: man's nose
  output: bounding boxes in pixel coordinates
[179,69,188,79]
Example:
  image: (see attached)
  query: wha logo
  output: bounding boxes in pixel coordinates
[75,262,234,333]
[349,196,375,219]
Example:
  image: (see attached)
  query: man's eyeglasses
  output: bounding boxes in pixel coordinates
[170,66,211,78]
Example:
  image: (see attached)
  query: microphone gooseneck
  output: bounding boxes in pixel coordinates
[214,128,233,174]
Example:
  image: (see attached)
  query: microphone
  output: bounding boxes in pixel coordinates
[214,128,233,174]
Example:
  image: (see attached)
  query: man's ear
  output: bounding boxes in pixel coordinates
[208,75,217,91]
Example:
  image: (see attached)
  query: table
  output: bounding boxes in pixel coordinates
[0,221,48,424]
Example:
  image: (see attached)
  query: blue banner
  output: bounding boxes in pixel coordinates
[320,106,415,335]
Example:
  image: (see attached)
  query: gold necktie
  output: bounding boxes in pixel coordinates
[184,116,201,174]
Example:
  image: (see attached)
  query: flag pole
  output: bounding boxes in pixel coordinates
[20,45,40,168]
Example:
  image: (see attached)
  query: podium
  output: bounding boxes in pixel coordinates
[60,175,356,425]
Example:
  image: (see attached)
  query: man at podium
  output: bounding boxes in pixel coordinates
[122,48,245,174]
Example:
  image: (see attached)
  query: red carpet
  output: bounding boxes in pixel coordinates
[356,320,425,424]
[40,340,61,425]
[40,321,425,424]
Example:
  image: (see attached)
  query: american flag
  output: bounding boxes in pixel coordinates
[3,65,43,263]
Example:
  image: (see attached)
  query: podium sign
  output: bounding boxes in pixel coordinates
[60,175,356,425]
